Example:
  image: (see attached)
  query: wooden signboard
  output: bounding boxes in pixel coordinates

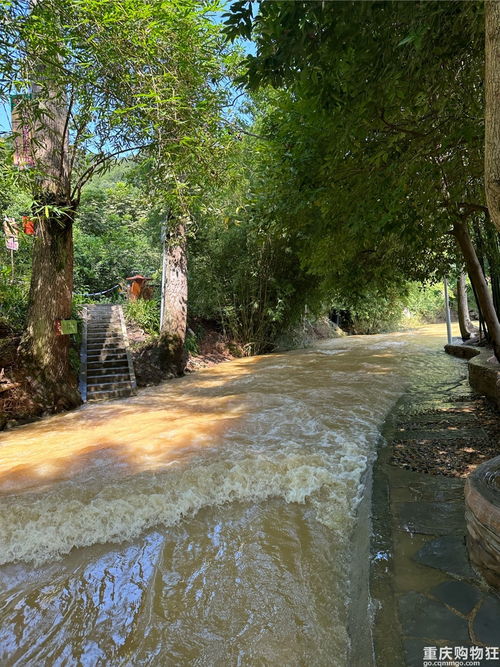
[61,320,78,335]
[55,319,78,335]
[5,237,18,251]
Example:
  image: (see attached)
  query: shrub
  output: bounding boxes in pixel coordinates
[404,282,446,324]
[0,269,29,332]
[185,329,199,355]
[125,298,160,334]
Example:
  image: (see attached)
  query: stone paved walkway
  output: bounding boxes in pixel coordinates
[371,360,500,667]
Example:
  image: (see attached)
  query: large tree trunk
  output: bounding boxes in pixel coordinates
[20,208,80,408]
[453,220,500,360]
[159,220,188,375]
[18,53,80,408]
[456,272,476,341]
[485,0,500,233]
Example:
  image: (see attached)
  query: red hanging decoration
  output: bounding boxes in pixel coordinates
[22,215,35,235]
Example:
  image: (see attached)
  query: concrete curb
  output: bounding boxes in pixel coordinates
[465,456,500,591]
[444,343,500,410]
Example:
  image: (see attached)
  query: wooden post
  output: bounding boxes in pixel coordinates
[444,277,452,345]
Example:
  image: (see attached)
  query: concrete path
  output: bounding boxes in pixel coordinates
[371,365,500,666]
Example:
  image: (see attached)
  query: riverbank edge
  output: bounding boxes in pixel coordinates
[348,449,380,666]
[369,352,500,667]
[368,405,407,665]
[444,342,500,410]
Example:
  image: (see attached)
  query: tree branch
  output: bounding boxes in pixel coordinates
[379,108,429,139]
[71,143,152,199]
[220,117,267,140]
[457,201,489,215]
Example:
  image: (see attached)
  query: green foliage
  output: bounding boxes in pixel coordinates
[0,269,29,331]
[187,133,320,353]
[1,0,235,204]
[125,298,160,335]
[72,163,161,293]
[3,0,492,360]
[332,282,449,334]
[185,329,200,355]
[74,227,158,294]
[68,346,80,375]
[405,283,446,324]
[223,1,489,329]
[334,285,410,335]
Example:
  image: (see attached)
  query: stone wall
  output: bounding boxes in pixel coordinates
[445,344,500,590]
[464,457,500,591]
[444,344,500,410]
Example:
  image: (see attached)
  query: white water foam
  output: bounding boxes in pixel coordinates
[0,447,368,566]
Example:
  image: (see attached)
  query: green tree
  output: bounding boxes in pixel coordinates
[225,1,500,357]
[0,0,234,407]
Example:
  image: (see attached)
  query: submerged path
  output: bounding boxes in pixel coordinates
[372,354,500,667]
[0,324,488,666]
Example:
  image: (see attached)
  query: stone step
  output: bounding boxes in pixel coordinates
[87,380,133,392]
[87,353,127,363]
[87,342,125,351]
[87,326,121,332]
[87,328,122,334]
[87,345,126,352]
[81,303,136,402]
[87,314,121,319]
[87,373,130,384]
[87,330,122,336]
[87,320,121,327]
[87,334,122,339]
[87,357,128,370]
[87,335,123,342]
[88,306,119,310]
[87,387,133,401]
[87,351,126,358]
[86,366,130,377]
[87,336,122,342]
[87,354,128,372]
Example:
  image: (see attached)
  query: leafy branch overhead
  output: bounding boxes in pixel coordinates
[1,0,235,206]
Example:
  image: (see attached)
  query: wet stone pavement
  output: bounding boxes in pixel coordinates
[371,354,500,667]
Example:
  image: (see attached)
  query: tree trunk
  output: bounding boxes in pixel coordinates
[485,0,500,233]
[159,220,188,375]
[19,207,80,408]
[18,44,80,408]
[482,217,500,319]
[456,272,476,341]
[453,220,500,360]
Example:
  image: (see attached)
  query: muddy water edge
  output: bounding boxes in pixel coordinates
[0,324,461,666]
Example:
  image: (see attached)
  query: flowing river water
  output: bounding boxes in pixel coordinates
[0,324,462,666]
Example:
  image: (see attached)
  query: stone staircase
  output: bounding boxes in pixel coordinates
[79,304,137,402]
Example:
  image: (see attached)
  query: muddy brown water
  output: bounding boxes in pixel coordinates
[0,324,462,665]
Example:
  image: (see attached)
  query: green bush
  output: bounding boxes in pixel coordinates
[125,297,160,335]
[189,217,319,353]
[332,281,448,334]
[0,268,29,332]
[185,329,199,355]
[347,287,406,334]
[73,171,161,294]
[404,282,445,324]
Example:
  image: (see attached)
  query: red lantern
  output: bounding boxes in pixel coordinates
[22,216,35,235]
